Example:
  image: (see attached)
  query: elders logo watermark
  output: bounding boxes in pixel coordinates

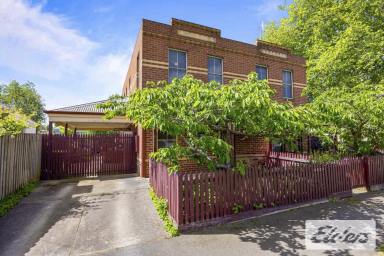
[305,220,376,251]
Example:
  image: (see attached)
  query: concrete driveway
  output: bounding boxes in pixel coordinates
[0,175,168,256]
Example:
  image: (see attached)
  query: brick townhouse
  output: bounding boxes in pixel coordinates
[121,18,308,177]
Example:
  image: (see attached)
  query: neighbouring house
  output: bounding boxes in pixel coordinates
[45,18,309,178]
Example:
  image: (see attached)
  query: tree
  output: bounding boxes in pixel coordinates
[262,0,384,97]
[0,108,29,136]
[303,83,384,155]
[100,74,304,173]
[0,81,45,125]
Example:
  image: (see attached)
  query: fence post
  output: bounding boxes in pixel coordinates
[363,156,370,191]
[176,173,183,226]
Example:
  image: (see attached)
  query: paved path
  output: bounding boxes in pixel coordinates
[0,175,168,256]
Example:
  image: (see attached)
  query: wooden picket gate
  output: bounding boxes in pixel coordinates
[41,134,137,179]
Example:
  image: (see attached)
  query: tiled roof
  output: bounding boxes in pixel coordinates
[46,100,108,114]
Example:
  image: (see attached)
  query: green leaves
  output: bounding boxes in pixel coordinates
[148,187,179,237]
[102,74,304,173]
[0,81,45,125]
[0,180,38,217]
[263,0,384,98]
[304,83,384,155]
[0,108,29,136]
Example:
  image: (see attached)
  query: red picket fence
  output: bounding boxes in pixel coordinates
[269,151,310,162]
[150,158,363,229]
[267,151,310,167]
[41,134,137,179]
[345,157,366,188]
[150,155,384,229]
[268,152,367,189]
[368,155,384,186]
[149,161,181,224]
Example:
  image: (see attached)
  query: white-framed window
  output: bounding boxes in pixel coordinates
[208,56,223,83]
[283,70,293,99]
[168,49,187,83]
[256,65,268,80]
[157,131,176,149]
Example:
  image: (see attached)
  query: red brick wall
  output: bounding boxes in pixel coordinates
[122,25,143,96]
[127,18,308,176]
[140,19,307,106]
[235,135,269,156]
[180,160,210,173]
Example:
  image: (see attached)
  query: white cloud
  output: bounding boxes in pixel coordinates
[83,52,133,97]
[0,0,132,109]
[0,0,97,79]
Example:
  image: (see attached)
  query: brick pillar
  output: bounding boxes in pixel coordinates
[138,126,155,177]
[302,136,309,154]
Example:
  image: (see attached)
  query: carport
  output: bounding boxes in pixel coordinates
[43,100,138,179]
[44,100,135,134]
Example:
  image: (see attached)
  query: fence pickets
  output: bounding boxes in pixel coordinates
[41,134,136,180]
[0,134,42,200]
[368,155,384,186]
[150,155,384,228]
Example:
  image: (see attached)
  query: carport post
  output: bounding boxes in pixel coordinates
[64,123,68,136]
[48,122,53,135]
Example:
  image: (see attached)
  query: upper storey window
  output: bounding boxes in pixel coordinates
[208,56,223,84]
[283,70,293,99]
[256,65,268,80]
[168,49,187,83]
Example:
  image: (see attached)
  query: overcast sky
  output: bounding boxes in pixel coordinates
[0,0,289,110]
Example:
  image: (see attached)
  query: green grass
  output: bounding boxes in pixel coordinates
[149,187,179,237]
[0,180,39,217]
[328,196,339,203]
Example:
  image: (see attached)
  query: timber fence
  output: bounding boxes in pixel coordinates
[0,134,42,200]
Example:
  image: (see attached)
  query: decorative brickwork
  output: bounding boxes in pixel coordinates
[123,18,308,177]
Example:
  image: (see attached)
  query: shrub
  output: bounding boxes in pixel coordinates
[149,187,179,237]
[0,180,38,217]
